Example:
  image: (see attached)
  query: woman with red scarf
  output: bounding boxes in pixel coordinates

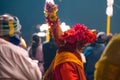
[43,1,96,80]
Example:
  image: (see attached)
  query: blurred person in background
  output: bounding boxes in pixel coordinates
[28,33,44,75]
[105,33,113,46]
[84,32,106,80]
[43,30,58,72]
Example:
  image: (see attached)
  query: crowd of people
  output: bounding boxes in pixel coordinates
[0,1,120,80]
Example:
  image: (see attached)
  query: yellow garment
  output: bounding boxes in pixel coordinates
[54,51,83,69]
[94,34,120,80]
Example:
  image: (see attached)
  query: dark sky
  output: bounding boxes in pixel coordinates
[0,0,120,45]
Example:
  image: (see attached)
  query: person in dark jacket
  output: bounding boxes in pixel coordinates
[43,30,58,72]
[84,32,106,80]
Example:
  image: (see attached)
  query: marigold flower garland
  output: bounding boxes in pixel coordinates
[62,24,96,45]
[44,2,58,26]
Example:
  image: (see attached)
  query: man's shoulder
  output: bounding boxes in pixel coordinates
[85,46,94,51]
[43,41,51,46]
[0,39,28,56]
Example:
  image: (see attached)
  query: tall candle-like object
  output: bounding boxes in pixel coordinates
[106,0,114,35]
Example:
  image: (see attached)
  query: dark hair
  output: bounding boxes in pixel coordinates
[31,34,41,57]
[96,32,106,43]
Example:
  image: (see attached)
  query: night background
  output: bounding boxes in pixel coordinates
[0,0,120,46]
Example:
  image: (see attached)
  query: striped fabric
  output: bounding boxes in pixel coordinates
[0,15,21,36]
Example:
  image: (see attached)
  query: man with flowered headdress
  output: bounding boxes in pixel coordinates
[43,1,96,80]
[0,14,42,80]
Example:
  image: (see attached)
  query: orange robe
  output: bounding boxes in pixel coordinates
[52,52,86,80]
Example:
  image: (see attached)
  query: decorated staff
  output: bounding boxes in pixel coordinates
[44,0,58,42]
[106,0,114,35]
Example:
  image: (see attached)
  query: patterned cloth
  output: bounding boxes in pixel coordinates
[0,15,21,36]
